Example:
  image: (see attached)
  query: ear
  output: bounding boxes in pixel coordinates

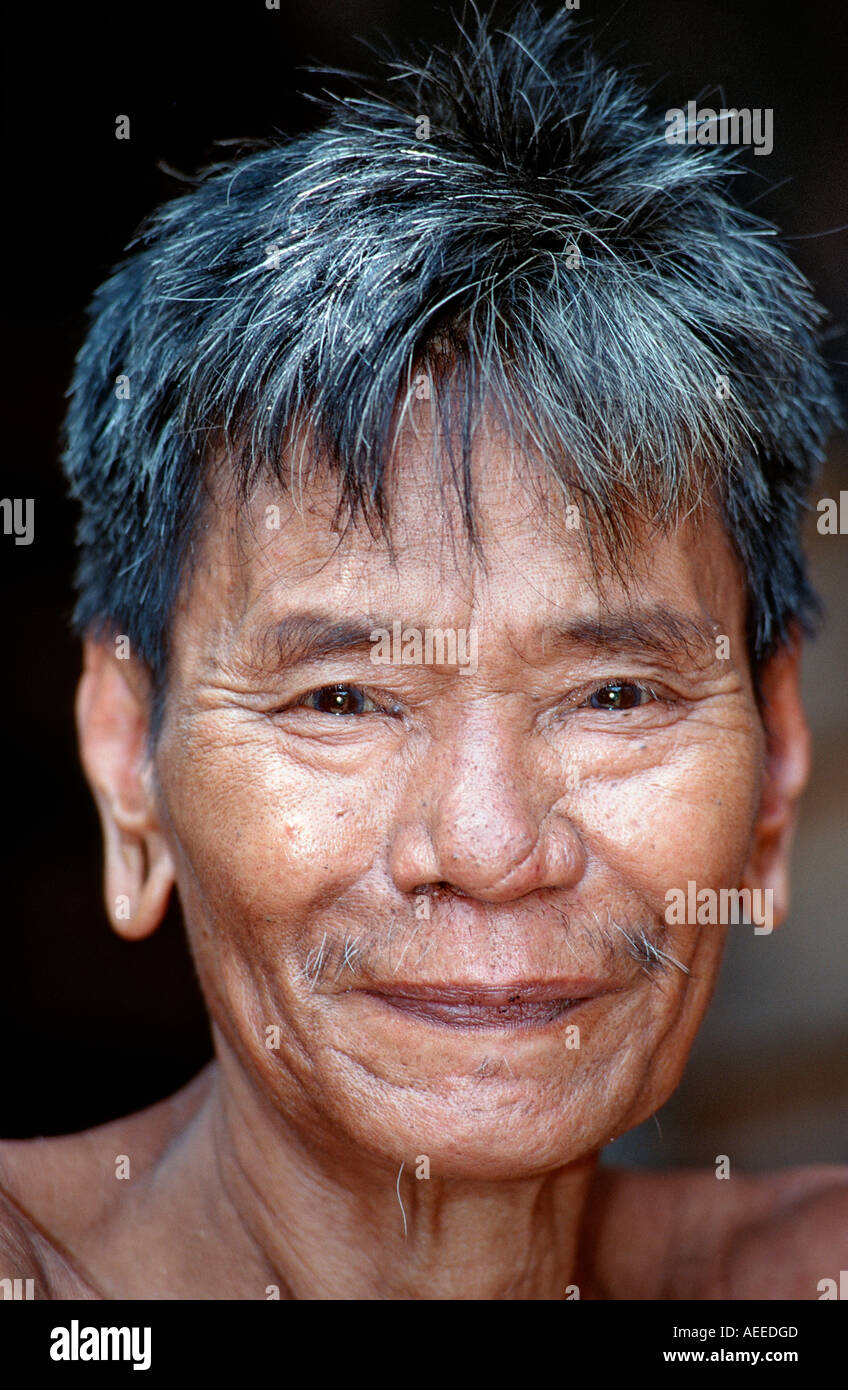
[75,636,175,941]
[741,631,811,930]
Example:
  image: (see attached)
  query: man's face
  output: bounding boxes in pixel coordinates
[149,422,766,1178]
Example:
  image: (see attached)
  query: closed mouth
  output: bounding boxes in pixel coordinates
[357,981,610,1031]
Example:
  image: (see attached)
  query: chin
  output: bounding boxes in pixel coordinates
[330,1086,613,1180]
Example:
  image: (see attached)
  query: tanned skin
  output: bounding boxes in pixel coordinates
[2,421,846,1299]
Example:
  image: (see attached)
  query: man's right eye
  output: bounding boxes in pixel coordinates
[296,684,382,716]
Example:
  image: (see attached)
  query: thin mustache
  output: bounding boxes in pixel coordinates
[300,905,689,992]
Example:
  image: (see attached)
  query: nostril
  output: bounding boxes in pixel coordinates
[412,882,467,899]
[438,883,473,901]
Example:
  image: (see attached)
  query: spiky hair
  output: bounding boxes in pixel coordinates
[61,1,840,723]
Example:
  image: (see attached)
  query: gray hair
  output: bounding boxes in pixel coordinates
[60,2,840,728]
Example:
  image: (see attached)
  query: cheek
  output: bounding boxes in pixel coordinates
[154,715,403,1095]
[561,716,765,1122]
[156,712,397,945]
[574,716,765,907]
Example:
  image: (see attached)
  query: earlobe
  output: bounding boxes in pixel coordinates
[741,635,811,930]
[76,637,175,941]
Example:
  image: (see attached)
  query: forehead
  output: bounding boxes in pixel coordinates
[174,417,746,656]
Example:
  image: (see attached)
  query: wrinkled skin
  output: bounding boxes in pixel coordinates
[1,420,845,1300]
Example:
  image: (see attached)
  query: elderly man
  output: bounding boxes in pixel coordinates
[1,4,845,1301]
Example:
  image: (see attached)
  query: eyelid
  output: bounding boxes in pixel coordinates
[575,679,667,708]
[291,682,402,716]
[280,677,675,718]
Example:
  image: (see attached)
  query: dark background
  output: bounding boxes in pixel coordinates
[2,0,846,1164]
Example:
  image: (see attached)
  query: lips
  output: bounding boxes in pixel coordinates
[357,981,611,1031]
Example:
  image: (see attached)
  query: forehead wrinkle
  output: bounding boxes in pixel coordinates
[191,442,742,684]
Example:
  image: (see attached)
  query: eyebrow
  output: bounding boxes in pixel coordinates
[546,608,719,663]
[253,613,393,671]
[251,604,721,673]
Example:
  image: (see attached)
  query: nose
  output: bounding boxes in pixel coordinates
[388,715,585,903]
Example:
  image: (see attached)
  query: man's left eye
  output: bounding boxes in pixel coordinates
[584,681,655,711]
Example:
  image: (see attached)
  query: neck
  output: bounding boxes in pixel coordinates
[199,1056,598,1300]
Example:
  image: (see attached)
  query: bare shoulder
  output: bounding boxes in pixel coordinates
[0,1065,214,1299]
[584,1162,848,1300]
[0,1183,100,1300]
[0,1185,51,1297]
[709,1163,848,1299]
